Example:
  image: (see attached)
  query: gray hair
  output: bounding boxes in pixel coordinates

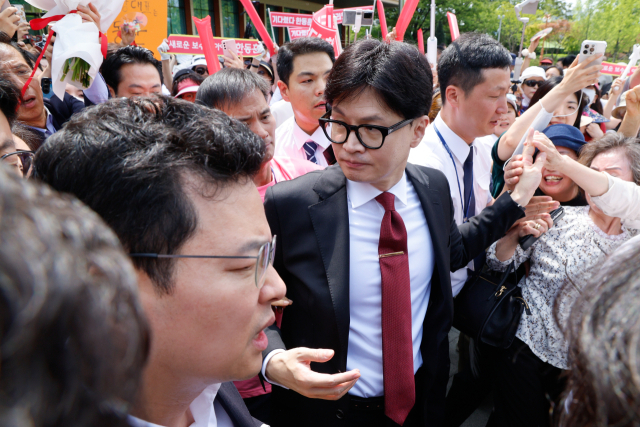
[578,133,640,185]
[0,163,150,426]
[196,68,270,111]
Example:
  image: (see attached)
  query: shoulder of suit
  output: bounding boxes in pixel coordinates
[407,163,451,191]
[266,167,326,201]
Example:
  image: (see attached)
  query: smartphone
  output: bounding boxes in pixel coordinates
[0,0,10,12]
[519,207,565,250]
[222,39,238,56]
[578,40,606,67]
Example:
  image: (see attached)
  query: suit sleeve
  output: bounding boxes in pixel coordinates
[449,192,525,272]
[263,187,286,357]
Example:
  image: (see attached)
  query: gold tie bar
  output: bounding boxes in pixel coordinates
[379,251,405,258]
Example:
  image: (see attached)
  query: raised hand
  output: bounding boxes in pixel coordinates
[0,6,20,38]
[560,54,602,94]
[265,348,360,400]
[509,128,547,207]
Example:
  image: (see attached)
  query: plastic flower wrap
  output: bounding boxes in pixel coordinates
[25,0,125,99]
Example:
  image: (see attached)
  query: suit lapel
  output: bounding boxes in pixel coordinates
[405,164,448,281]
[216,382,257,427]
[308,165,350,369]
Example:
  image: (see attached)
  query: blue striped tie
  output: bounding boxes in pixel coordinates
[303,140,319,164]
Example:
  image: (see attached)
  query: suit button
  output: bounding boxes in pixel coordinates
[336,409,345,419]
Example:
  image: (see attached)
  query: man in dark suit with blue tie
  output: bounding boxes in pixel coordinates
[261,39,548,427]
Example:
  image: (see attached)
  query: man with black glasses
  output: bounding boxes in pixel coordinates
[259,39,546,427]
[34,97,286,427]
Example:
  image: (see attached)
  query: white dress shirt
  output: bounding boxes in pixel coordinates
[128,384,235,427]
[408,114,493,296]
[274,116,331,167]
[346,172,434,397]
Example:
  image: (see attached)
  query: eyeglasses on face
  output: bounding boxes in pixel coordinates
[1,150,35,178]
[523,80,543,88]
[318,109,414,150]
[129,235,276,289]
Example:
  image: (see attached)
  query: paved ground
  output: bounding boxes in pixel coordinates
[447,328,492,427]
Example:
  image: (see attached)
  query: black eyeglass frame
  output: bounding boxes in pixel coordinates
[319,109,414,150]
[1,150,35,177]
[129,235,276,289]
[193,66,208,75]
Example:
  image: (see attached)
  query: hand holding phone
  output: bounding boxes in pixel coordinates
[519,207,565,250]
[222,39,238,57]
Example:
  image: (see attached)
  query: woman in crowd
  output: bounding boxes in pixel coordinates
[485,131,640,427]
[559,241,640,427]
[171,69,204,103]
[491,54,600,197]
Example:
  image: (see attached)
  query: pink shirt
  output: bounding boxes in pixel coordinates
[234,156,322,399]
[257,156,323,201]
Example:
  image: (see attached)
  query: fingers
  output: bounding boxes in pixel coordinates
[305,378,359,400]
[522,128,536,166]
[295,347,336,363]
[302,369,361,389]
[532,151,547,174]
[523,201,560,217]
[0,7,17,18]
[271,296,293,307]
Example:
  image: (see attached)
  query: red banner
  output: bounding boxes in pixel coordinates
[288,27,310,40]
[166,34,263,57]
[308,6,341,56]
[270,12,312,28]
[447,12,459,41]
[269,6,374,28]
[601,61,638,76]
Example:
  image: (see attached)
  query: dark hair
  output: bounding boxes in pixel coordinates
[437,32,512,105]
[196,68,270,111]
[276,37,335,86]
[589,84,603,115]
[171,70,205,97]
[33,97,265,294]
[558,243,640,427]
[0,164,150,427]
[325,39,433,120]
[561,55,576,68]
[11,122,43,151]
[0,72,20,125]
[102,46,163,93]
[529,76,588,128]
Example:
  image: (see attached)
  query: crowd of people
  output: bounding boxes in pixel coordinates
[1,4,640,427]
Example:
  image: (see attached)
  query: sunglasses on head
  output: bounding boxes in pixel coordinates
[523,80,543,88]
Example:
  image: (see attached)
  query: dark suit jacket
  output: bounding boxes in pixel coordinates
[216,383,264,427]
[44,92,86,132]
[262,163,525,427]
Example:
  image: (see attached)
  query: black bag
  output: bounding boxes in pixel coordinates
[453,263,531,349]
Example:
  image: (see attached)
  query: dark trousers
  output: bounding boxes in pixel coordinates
[444,337,495,427]
[487,338,566,427]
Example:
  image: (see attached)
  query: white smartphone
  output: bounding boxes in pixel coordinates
[578,40,606,67]
[222,39,238,56]
[0,0,11,12]
[13,4,26,24]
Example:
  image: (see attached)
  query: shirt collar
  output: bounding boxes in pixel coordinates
[127,383,221,427]
[26,107,55,136]
[292,119,331,150]
[433,113,472,163]
[346,171,408,210]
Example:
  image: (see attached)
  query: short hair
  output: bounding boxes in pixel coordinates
[102,46,163,92]
[437,32,512,105]
[325,39,433,120]
[0,164,149,427]
[578,133,640,185]
[561,55,576,68]
[33,97,265,294]
[0,36,37,70]
[0,72,20,125]
[171,70,205,97]
[559,242,640,427]
[529,76,588,129]
[276,37,335,86]
[196,68,270,111]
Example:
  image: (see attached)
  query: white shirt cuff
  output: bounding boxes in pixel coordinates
[261,349,289,389]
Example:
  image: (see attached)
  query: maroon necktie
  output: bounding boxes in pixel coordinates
[375,192,415,426]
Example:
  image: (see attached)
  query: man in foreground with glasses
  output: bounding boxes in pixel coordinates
[260,39,546,427]
[34,97,286,427]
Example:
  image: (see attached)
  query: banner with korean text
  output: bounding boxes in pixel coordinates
[288,27,310,40]
[166,35,263,57]
[270,6,374,28]
[601,61,638,76]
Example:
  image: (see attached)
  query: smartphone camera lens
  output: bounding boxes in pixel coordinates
[585,44,590,48]
[590,47,594,52]
[583,50,588,54]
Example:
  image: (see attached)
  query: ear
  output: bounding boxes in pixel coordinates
[444,85,463,108]
[108,85,116,98]
[409,115,430,149]
[277,80,290,103]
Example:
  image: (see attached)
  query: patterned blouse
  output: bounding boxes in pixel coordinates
[487,206,638,370]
